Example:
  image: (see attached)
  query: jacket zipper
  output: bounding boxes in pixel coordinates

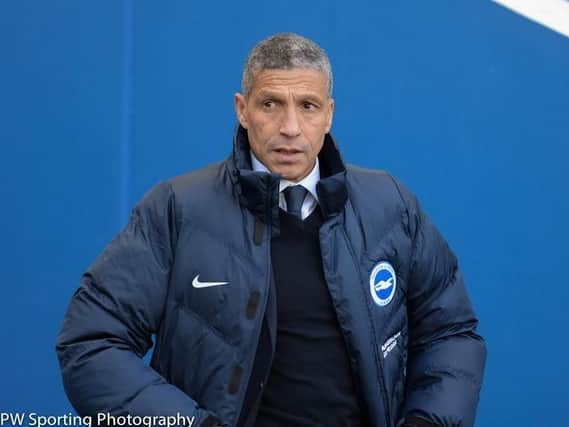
[340,226,392,427]
[232,216,272,426]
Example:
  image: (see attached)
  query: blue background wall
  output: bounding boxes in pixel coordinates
[1,1,567,426]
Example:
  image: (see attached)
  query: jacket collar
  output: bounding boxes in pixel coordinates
[227,124,348,233]
[250,151,321,204]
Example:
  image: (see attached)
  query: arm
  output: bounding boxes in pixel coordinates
[56,182,221,426]
[395,180,487,427]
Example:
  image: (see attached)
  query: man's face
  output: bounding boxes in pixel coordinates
[235,68,334,182]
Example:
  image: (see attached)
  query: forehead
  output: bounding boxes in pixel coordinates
[250,68,329,98]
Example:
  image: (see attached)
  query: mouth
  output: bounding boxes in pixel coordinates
[272,148,304,163]
[273,147,303,156]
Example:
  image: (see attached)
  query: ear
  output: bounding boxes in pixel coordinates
[234,93,249,129]
[325,98,335,133]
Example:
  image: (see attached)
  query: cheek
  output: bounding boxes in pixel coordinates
[252,118,281,145]
[248,114,272,136]
[304,122,328,149]
[304,113,330,133]
[247,119,274,154]
[311,139,325,156]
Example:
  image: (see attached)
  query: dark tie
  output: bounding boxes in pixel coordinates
[283,185,307,219]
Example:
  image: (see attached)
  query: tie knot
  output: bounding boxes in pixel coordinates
[283,185,307,218]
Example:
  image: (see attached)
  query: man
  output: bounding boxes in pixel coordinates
[57,33,486,427]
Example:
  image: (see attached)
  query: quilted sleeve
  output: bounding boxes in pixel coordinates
[56,181,221,426]
[393,178,487,427]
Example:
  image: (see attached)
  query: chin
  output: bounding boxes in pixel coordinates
[271,163,308,182]
[280,171,304,182]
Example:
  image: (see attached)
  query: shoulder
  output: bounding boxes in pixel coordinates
[167,161,226,195]
[345,164,418,217]
[132,161,230,227]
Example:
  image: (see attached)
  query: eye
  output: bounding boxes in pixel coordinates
[302,101,318,110]
[262,100,276,109]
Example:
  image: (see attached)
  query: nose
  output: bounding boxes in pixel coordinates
[279,105,301,137]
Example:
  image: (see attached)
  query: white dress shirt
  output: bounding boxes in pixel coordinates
[250,152,320,220]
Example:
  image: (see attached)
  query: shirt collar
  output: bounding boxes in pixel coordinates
[250,151,320,202]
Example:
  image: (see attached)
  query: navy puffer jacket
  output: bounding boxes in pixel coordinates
[57,125,486,427]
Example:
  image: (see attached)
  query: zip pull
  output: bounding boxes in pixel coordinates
[254,218,265,245]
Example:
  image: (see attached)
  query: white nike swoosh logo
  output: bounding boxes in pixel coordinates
[192,274,229,289]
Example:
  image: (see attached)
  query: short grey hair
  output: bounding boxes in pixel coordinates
[241,33,333,98]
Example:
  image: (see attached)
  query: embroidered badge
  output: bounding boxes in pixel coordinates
[369,261,396,307]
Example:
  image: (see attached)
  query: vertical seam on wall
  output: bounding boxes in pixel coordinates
[120,0,134,226]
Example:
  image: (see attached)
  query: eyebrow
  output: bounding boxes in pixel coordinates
[256,90,326,103]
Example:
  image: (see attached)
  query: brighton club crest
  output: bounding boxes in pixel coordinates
[369,261,397,307]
